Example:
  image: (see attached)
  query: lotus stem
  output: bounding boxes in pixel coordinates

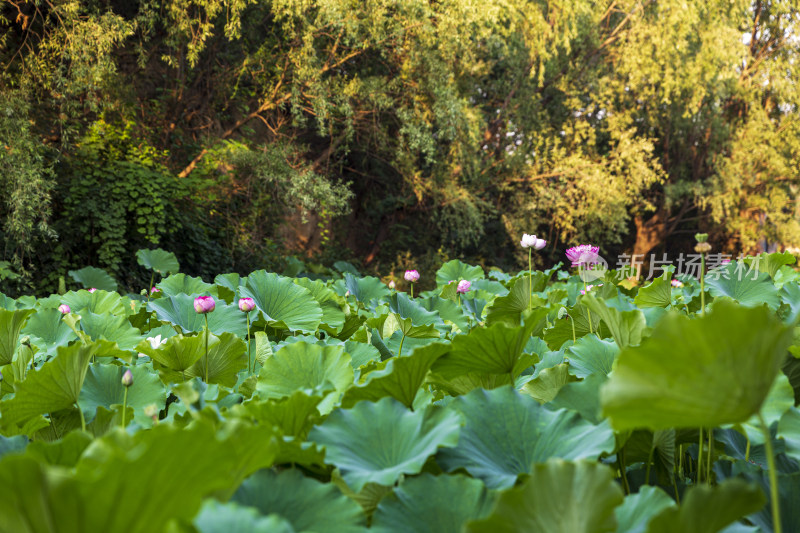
[645,445,655,485]
[246,311,252,375]
[204,314,210,382]
[398,332,406,357]
[700,254,706,316]
[745,434,751,462]
[759,413,782,533]
[77,403,86,433]
[121,386,129,428]
[706,428,713,483]
[147,272,155,302]
[697,427,704,484]
[570,315,576,344]
[528,247,532,312]
[410,284,414,299]
[618,447,630,495]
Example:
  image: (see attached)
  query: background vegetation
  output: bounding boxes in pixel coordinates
[1,0,798,294]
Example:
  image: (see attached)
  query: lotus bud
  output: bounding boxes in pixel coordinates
[345,290,351,298]
[150,287,160,295]
[193,296,215,314]
[238,297,256,312]
[20,336,30,347]
[557,307,568,320]
[404,270,420,283]
[58,304,71,314]
[671,279,684,288]
[88,288,97,293]
[456,280,471,294]
[533,238,547,250]
[388,280,396,290]
[520,234,537,248]
[144,403,159,419]
[121,369,134,387]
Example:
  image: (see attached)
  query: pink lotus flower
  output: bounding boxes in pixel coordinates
[88,288,97,293]
[193,296,215,314]
[456,280,471,294]
[404,270,420,283]
[580,284,596,295]
[534,238,547,250]
[58,304,71,314]
[671,279,684,288]
[150,287,160,295]
[388,280,396,289]
[238,297,256,312]
[566,244,600,267]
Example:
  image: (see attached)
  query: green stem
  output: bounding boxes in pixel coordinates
[618,447,631,495]
[410,284,414,299]
[528,248,533,312]
[697,427,704,484]
[570,316,576,343]
[745,434,751,462]
[759,413,782,533]
[706,428,714,483]
[121,386,129,428]
[678,443,684,479]
[582,280,593,334]
[700,254,706,316]
[398,332,406,357]
[645,445,655,485]
[246,312,252,375]
[147,272,155,302]
[204,314,210,382]
[78,404,86,433]
[671,471,681,504]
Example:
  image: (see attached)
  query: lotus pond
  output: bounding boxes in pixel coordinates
[2,249,800,533]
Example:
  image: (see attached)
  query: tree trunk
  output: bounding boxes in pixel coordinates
[632,211,667,259]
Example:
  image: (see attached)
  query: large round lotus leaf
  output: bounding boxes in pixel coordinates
[0,308,35,365]
[544,304,608,350]
[257,341,353,414]
[386,292,440,326]
[79,363,167,427]
[778,407,800,463]
[136,248,180,275]
[231,390,324,439]
[232,468,366,533]
[294,277,346,332]
[21,307,77,358]
[61,290,128,316]
[613,485,675,533]
[431,320,539,380]
[437,386,614,489]
[344,273,390,305]
[435,259,485,288]
[173,332,247,386]
[241,271,322,333]
[136,333,206,378]
[148,294,247,337]
[341,342,451,409]
[194,501,295,533]
[308,396,462,492]
[705,261,780,309]
[68,266,118,292]
[465,459,624,533]
[645,479,765,533]
[157,273,216,297]
[566,334,618,378]
[633,275,672,309]
[371,473,495,533]
[581,294,646,349]
[80,311,144,351]
[601,300,794,431]
[418,296,470,333]
[549,374,607,424]
[485,275,549,327]
[521,363,578,404]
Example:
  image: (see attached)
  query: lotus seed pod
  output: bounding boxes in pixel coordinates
[694,242,712,254]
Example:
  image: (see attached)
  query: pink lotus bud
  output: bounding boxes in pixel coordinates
[388,280,396,289]
[404,270,420,283]
[671,279,684,288]
[193,296,215,314]
[121,369,134,387]
[456,280,471,294]
[345,290,351,298]
[150,287,160,295]
[580,284,596,296]
[239,297,256,312]
[534,238,547,250]
[88,288,97,293]
[58,304,71,314]
[520,234,538,248]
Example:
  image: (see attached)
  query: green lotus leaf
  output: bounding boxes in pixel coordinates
[465,459,624,533]
[386,292,441,327]
[148,294,247,337]
[438,386,615,489]
[344,273,390,305]
[736,372,794,445]
[157,273,216,297]
[601,301,794,430]
[214,272,242,303]
[21,307,77,358]
[645,479,765,533]
[705,261,780,309]
[721,463,800,533]
[78,363,167,427]
[68,266,118,292]
[778,407,800,463]
[341,342,450,408]
[485,275,548,327]
[136,248,180,275]
[231,390,324,439]
[60,289,128,316]
[257,341,353,414]
[431,319,539,379]
[344,340,381,369]
[522,363,578,404]
[613,485,675,533]
[745,251,796,279]
[581,294,646,348]
[194,501,296,533]
[436,260,485,288]
[308,397,462,492]
[779,282,800,324]
[295,277,346,332]
[233,468,366,532]
[241,271,322,333]
[371,473,495,533]
[566,334,619,378]
[549,374,607,424]
[544,303,609,350]
[79,311,143,352]
[0,341,99,429]
[26,430,93,467]
[0,308,35,365]
[136,333,207,380]
[633,274,672,309]
[427,370,515,396]
[418,296,470,333]
[171,331,246,386]
[623,429,676,486]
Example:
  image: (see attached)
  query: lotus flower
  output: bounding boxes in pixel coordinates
[388,280,396,289]
[456,280,471,294]
[671,279,684,288]
[534,238,547,250]
[88,288,97,293]
[121,369,134,387]
[404,270,420,283]
[566,244,600,267]
[520,234,537,248]
[239,297,256,312]
[193,296,215,314]
[58,304,71,314]
[147,334,167,349]
[150,287,160,295]
[580,284,596,295]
